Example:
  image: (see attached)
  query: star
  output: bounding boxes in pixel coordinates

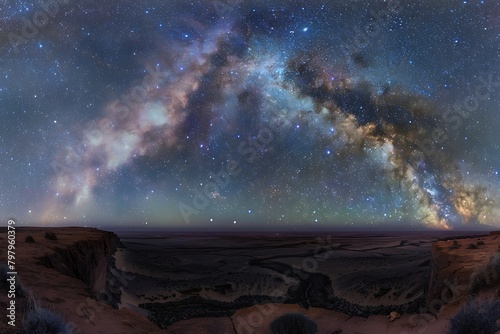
[1,0,498,230]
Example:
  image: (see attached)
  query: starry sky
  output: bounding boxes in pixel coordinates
[1,0,500,230]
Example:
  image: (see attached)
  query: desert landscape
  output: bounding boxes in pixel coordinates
[0,227,499,333]
[3,1,500,333]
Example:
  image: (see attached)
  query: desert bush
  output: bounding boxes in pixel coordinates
[449,240,460,250]
[25,235,35,243]
[470,253,500,294]
[448,298,500,334]
[477,240,485,246]
[471,272,488,294]
[269,313,317,334]
[467,243,478,249]
[22,307,69,334]
[44,232,58,240]
[21,293,72,334]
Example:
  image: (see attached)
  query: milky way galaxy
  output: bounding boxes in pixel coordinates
[2,0,500,230]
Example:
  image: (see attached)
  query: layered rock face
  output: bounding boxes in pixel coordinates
[38,228,119,295]
[0,227,165,334]
[426,233,500,312]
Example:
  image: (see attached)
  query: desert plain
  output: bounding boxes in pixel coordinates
[1,228,499,334]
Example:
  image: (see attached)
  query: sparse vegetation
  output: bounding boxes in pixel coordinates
[143,295,285,329]
[449,240,460,250]
[25,235,35,243]
[470,253,500,294]
[44,231,58,241]
[269,313,317,334]
[21,294,71,334]
[448,298,500,334]
[477,240,485,246]
[22,307,70,334]
[467,243,478,249]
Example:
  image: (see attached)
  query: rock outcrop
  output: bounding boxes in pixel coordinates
[38,228,119,296]
[0,227,166,334]
[426,233,500,313]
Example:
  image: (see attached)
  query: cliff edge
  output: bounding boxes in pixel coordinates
[0,227,167,334]
[427,232,500,312]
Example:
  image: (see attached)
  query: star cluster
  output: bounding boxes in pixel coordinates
[1,0,500,230]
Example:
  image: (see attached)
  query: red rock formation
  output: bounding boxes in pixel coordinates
[426,235,500,313]
[0,227,166,334]
[38,228,118,294]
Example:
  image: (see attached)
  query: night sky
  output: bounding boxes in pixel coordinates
[2,0,500,230]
